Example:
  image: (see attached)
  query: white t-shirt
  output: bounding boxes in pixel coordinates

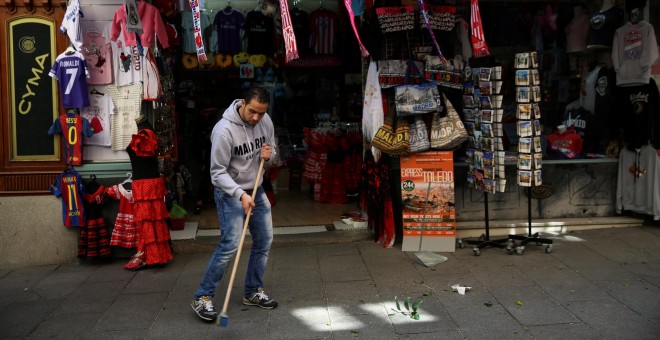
[82,27,113,85]
[104,24,143,86]
[181,11,212,54]
[105,83,143,151]
[60,0,83,50]
[81,86,115,146]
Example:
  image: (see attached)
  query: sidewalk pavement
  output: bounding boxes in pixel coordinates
[1,225,659,339]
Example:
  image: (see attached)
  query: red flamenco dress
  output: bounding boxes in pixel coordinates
[125,128,173,269]
[79,179,112,260]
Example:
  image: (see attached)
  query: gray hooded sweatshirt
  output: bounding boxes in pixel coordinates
[210,99,275,200]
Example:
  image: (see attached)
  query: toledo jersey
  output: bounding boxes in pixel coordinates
[49,50,90,109]
[48,111,94,165]
[50,168,86,227]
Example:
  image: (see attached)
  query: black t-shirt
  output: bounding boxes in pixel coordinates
[587,6,624,49]
[244,10,275,55]
[594,66,616,136]
[616,78,660,149]
[290,8,310,56]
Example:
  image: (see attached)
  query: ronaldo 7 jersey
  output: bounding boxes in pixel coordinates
[49,51,90,109]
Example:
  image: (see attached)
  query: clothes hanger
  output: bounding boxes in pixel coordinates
[65,45,76,55]
[122,172,133,184]
[90,88,104,95]
[224,0,232,13]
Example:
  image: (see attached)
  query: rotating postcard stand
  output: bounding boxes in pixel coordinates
[506,187,554,255]
[457,192,508,256]
[457,65,509,255]
[506,51,553,255]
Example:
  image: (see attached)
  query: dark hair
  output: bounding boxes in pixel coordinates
[244,87,270,105]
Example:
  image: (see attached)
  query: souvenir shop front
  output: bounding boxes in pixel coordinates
[1,0,658,266]
[359,0,659,248]
[0,0,367,267]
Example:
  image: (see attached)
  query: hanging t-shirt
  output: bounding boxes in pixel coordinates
[612,20,659,86]
[182,10,212,54]
[214,9,244,54]
[616,144,660,220]
[81,86,115,146]
[565,11,589,53]
[290,8,310,55]
[587,6,623,49]
[49,51,90,109]
[50,168,86,227]
[309,9,337,55]
[595,66,616,136]
[105,83,143,151]
[82,27,113,85]
[561,106,593,138]
[60,0,83,50]
[244,10,275,56]
[104,24,142,86]
[616,78,660,150]
[48,111,94,165]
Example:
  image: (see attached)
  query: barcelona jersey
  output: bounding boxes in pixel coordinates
[48,112,94,165]
[50,168,86,227]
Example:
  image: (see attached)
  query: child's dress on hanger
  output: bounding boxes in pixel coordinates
[106,183,138,249]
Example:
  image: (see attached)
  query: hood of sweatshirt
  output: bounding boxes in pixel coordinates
[209,99,274,199]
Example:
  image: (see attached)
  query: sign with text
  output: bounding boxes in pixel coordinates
[9,17,59,160]
[400,151,456,252]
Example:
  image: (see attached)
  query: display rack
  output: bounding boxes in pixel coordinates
[507,51,553,255]
[457,64,509,256]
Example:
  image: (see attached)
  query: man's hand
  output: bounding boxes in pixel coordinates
[241,192,255,215]
[261,144,273,161]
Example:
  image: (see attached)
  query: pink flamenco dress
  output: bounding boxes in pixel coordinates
[124,128,173,270]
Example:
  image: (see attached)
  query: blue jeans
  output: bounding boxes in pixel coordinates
[194,186,273,299]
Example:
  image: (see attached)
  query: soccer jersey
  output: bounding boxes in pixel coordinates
[82,27,113,85]
[60,0,83,50]
[48,111,94,165]
[81,86,114,146]
[50,168,86,227]
[49,51,90,109]
[309,9,337,55]
[105,83,143,151]
[181,10,212,54]
[104,24,142,86]
[244,10,275,55]
[214,9,244,54]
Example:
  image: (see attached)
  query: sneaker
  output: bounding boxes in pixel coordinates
[191,296,218,321]
[242,288,278,309]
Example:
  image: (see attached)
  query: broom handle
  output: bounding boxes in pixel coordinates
[220,158,265,316]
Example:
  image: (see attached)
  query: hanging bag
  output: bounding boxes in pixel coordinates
[430,93,468,150]
[395,59,442,117]
[408,115,430,153]
[372,112,410,155]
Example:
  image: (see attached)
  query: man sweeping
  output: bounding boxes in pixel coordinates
[191,86,278,322]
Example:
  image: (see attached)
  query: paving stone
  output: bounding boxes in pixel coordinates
[0,299,61,338]
[490,284,580,325]
[527,322,603,339]
[324,280,383,316]
[595,278,660,319]
[319,254,371,282]
[269,299,332,339]
[27,312,102,339]
[563,299,660,339]
[93,292,167,331]
[81,328,148,340]
[329,313,397,339]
